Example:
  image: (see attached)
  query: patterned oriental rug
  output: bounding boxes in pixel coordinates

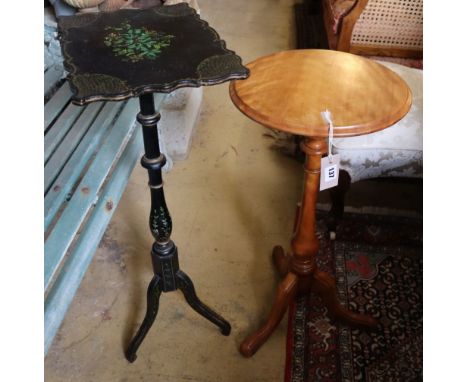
[284,212,423,382]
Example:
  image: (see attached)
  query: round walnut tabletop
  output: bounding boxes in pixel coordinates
[229,49,412,138]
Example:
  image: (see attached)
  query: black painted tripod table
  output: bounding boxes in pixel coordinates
[58,3,249,362]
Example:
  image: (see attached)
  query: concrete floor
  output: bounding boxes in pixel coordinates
[44,1,422,381]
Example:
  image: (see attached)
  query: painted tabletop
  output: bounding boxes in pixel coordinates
[58,3,249,105]
[229,50,412,138]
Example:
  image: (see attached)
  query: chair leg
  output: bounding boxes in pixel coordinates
[328,170,351,239]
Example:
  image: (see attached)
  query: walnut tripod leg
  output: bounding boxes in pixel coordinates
[312,270,377,327]
[240,273,298,357]
[240,206,298,357]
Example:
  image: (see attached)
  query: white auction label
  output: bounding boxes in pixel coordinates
[320,154,340,191]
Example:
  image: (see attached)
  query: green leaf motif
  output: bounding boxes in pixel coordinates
[150,206,172,242]
[104,22,174,63]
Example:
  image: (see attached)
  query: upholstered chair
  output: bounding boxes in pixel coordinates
[328,60,422,237]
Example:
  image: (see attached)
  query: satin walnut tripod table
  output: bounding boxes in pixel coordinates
[58,3,249,362]
[229,49,412,357]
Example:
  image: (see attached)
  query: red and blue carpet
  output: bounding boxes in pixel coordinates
[284,212,422,382]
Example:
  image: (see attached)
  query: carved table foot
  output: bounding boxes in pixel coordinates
[240,272,298,357]
[311,269,378,328]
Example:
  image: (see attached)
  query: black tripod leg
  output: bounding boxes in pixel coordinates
[125,275,162,362]
[176,271,231,336]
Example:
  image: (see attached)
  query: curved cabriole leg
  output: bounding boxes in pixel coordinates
[312,270,378,327]
[125,275,162,362]
[176,271,231,335]
[240,272,298,358]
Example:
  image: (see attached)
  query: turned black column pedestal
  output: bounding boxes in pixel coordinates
[125,93,231,363]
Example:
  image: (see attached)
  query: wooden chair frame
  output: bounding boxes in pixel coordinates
[323,0,423,59]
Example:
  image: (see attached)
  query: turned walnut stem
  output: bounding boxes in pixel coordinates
[290,138,327,275]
